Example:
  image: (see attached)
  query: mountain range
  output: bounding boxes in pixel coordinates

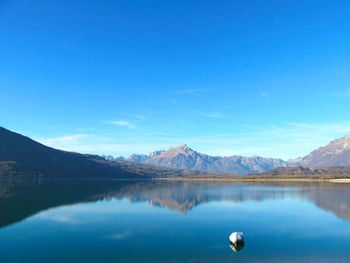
[0,127,222,179]
[112,133,350,175]
[1,126,350,178]
[118,145,290,175]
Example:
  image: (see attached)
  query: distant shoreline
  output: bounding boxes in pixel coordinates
[329,179,350,183]
[1,176,350,184]
[158,177,350,183]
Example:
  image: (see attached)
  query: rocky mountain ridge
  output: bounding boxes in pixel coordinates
[111,133,350,173]
[117,144,290,175]
[297,134,350,168]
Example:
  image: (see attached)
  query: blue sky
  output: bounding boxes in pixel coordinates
[1,0,350,159]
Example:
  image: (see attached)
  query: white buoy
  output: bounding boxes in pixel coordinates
[229,232,244,243]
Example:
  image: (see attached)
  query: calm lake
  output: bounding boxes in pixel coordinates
[1,180,350,262]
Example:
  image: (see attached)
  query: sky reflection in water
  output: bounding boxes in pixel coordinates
[0,180,350,262]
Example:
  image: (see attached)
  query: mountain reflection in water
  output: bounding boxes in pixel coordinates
[1,179,350,229]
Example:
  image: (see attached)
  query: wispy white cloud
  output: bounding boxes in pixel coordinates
[202,113,224,118]
[37,134,89,146]
[35,134,94,153]
[259,90,271,98]
[36,133,173,157]
[134,114,146,120]
[107,121,135,129]
[174,87,219,96]
[285,121,350,134]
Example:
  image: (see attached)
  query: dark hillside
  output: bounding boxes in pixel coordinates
[0,127,140,178]
[0,127,223,178]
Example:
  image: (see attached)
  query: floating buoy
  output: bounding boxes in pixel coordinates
[229,232,245,252]
[229,232,244,243]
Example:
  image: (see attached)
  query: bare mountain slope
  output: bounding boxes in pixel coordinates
[298,134,350,168]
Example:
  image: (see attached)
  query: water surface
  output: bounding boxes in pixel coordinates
[1,180,350,262]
